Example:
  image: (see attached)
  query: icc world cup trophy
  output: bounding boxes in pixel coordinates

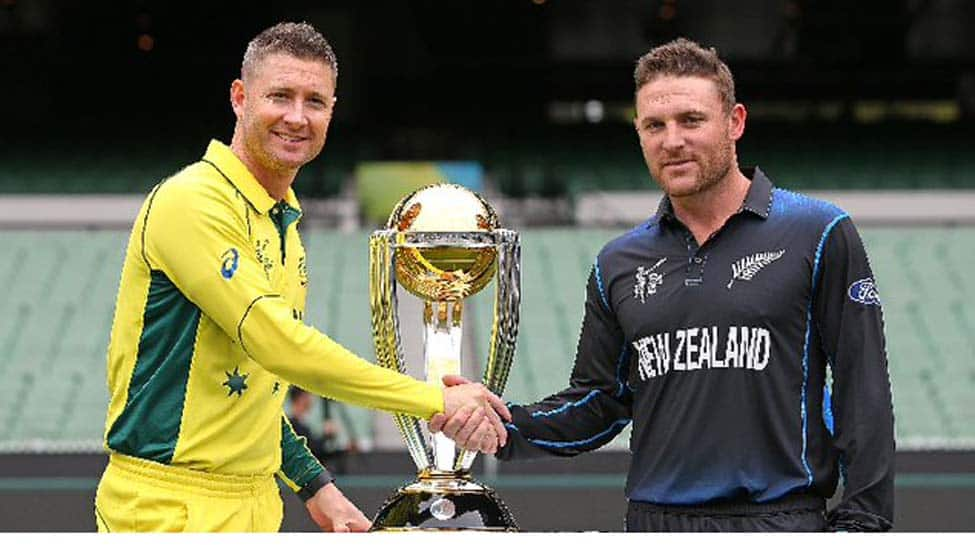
[368,184,521,531]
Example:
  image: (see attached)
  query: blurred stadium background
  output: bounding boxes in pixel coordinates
[1,0,974,531]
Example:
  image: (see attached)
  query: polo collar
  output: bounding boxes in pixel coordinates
[739,166,773,219]
[201,140,302,215]
[654,166,773,224]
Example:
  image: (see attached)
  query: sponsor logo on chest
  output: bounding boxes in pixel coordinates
[220,248,239,279]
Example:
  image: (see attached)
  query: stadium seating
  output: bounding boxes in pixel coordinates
[859,228,975,447]
[301,231,376,446]
[2,124,972,197]
[0,230,128,450]
[1,227,972,452]
[0,144,348,197]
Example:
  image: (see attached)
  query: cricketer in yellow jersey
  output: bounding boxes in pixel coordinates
[95,22,510,533]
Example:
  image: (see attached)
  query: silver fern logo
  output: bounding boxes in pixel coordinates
[727,249,786,289]
[634,257,667,303]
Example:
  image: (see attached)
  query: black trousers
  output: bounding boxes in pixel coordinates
[625,493,827,532]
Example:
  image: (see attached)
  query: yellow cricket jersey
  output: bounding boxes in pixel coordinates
[104,140,443,491]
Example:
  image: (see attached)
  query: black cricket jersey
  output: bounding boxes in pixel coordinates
[498,168,895,531]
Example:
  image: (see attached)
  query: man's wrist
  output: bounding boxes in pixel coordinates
[297,470,335,502]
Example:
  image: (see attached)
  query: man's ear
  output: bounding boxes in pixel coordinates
[230,79,246,118]
[729,103,746,141]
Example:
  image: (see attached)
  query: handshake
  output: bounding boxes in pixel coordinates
[434,375,511,455]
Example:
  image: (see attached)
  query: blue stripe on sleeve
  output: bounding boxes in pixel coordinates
[507,419,631,450]
[614,344,630,398]
[529,390,601,418]
[800,213,848,486]
[823,383,835,435]
[594,257,610,310]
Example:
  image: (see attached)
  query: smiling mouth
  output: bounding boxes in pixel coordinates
[272,131,307,144]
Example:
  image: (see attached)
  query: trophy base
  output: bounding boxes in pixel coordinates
[370,469,519,531]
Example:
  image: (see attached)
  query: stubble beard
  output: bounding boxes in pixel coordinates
[249,125,308,175]
[655,138,735,199]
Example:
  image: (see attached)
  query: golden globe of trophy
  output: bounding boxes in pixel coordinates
[368,184,520,531]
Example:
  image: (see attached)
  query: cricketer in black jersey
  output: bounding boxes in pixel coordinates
[430,37,896,532]
[497,167,895,531]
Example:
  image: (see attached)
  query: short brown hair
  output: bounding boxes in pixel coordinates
[241,22,338,82]
[634,38,735,112]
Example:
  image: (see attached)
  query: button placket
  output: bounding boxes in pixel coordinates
[684,234,706,287]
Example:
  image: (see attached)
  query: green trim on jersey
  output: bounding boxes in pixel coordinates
[103,140,442,481]
[279,415,324,489]
[107,270,201,463]
[270,201,301,262]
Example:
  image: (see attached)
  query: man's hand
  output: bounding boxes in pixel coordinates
[305,482,371,532]
[434,375,511,454]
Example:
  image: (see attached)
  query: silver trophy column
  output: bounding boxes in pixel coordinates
[367,183,521,531]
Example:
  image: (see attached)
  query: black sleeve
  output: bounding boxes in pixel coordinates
[814,218,895,531]
[498,266,632,460]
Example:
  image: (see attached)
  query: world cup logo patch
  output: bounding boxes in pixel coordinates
[634,257,666,303]
[298,255,308,287]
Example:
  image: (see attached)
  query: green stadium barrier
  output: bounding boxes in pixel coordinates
[1,227,973,451]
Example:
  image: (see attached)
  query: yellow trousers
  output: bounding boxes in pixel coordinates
[94,453,283,532]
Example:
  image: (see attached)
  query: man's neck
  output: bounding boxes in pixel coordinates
[229,135,296,202]
[670,169,751,246]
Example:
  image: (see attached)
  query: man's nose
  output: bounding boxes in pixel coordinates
[661,124,685,150]
[283,102,308,126]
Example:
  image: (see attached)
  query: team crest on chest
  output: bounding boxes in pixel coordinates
[634,258,667,303]
[223,366,249,397]
[727,249,785,289]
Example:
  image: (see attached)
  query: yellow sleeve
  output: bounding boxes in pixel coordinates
[143,178,444,419]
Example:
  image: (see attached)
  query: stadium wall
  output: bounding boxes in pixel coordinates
[0,451,972,531]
